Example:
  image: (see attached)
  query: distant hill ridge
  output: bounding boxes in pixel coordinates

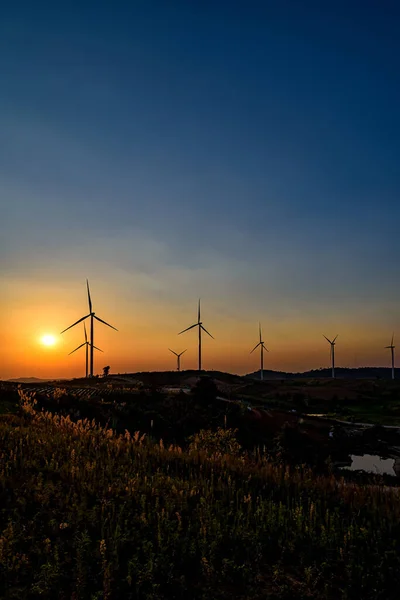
[4,367,399,385]
[246,367,400,380]
[6,377,65,384]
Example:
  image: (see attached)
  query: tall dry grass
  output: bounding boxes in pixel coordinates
[0,390,399,599]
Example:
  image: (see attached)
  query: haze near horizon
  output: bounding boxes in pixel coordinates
[2,1,400,380]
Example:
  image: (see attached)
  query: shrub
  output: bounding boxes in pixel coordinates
[188,427,242,457]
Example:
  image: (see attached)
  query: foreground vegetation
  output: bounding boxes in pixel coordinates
[0,390,400,599]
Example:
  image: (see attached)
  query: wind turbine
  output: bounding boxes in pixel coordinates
[61,280,117,377]
[178,299,214,373]
[168,348,187,372]
[250,323,269,381]
[385,333,395,380]
[323,334,338,379]
[69,323,103,378]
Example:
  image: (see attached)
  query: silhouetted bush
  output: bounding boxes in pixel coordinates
[192,376,218,404]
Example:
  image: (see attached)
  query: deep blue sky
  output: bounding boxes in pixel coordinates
[2,1,400,375]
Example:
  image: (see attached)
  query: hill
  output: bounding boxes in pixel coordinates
[5,367,399,386]
[246,367,400,380]
[1,403,400,598]
[6,377,58,384]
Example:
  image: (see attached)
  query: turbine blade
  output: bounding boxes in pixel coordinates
[179,349,187,356]
[169,348,178,356]
[332,334,338,343]
[259,322,262,343]
[68,342,86,355]
[250,342,261,354]
[392,332,394,346]
[94,315,118,331]
[87,279,92,313]
[262,343,269,352]
[61,314,90,334]
[201,325,214,339]
[323,335,332,344]
[198,299,201,324]
[93,345,103,352]
[178,323,197,335]
[84,322,87,343]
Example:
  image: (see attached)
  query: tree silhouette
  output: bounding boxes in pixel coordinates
[103,366,110,378]
[192,376,218,404]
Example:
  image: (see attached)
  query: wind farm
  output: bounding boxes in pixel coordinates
[42,280,398,382]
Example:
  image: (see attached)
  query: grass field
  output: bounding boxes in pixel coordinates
[0,389,400,599]
[4,373,400,426]
[233,378,400,426]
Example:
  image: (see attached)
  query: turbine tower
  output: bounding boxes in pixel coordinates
[323,334,338,379]
[250,323,269,381]
[178,299,214,373]
[168,348,187,372]
[69,323,103,378]
[385,333,395,380]
[61,280,117,377]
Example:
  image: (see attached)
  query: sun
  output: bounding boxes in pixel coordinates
[41,334,57,347]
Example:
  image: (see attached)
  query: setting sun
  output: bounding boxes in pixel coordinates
[41,334,56,347]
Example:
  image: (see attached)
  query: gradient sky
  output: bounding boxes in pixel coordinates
[2,1,400,379]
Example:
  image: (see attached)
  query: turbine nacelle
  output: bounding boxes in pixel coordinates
[323,334,338,346]
[69,342,103,355]
[61,313,118,334]
[250,342,269,354]
[385,333,395,350]
[168,348,187,358]
[250,324,269,354]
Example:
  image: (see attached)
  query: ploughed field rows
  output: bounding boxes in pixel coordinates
[2,383,138,400]
[44,387,143,399]
[35,386,101,399]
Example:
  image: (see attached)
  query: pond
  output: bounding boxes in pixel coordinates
[341,454,399,477]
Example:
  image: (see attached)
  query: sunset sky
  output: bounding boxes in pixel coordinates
[2,1,400,379]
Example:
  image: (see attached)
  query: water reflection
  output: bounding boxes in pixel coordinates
[342,454,397,477]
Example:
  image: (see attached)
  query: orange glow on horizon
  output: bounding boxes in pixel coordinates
[2,276,399,381]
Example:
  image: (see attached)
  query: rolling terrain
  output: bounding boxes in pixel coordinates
[1,381,400,598]
[4,369,400,426]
